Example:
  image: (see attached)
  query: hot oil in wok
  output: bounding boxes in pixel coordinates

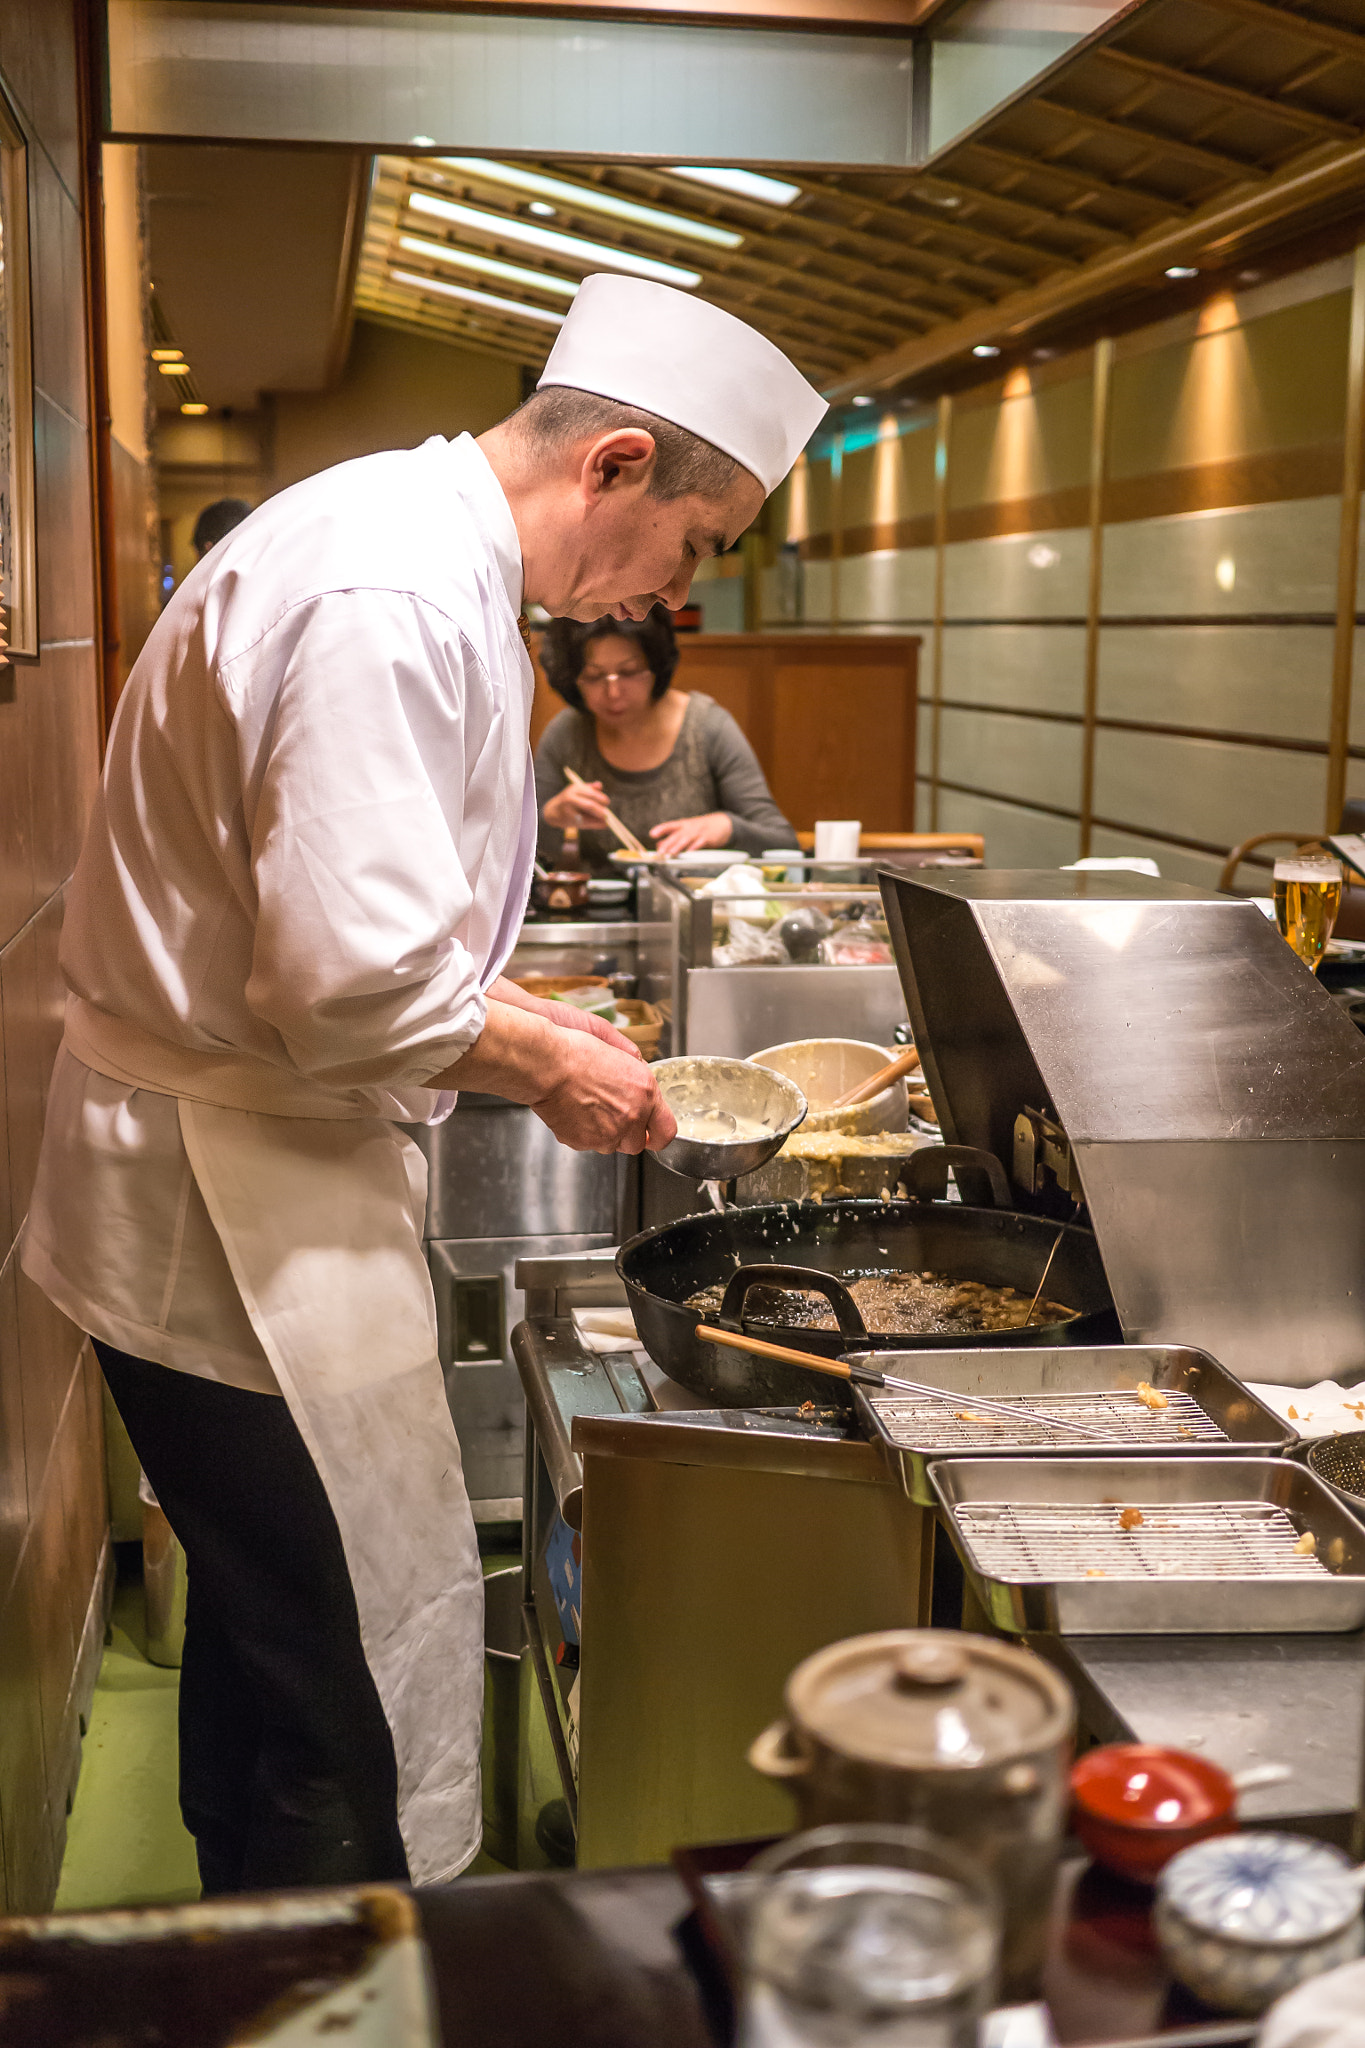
[687,1269,1078,1336]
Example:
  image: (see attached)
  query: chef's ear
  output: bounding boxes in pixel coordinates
[581,428,657,499]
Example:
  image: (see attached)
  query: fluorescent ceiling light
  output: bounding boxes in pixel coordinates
[398,234,578,299]
[972,343,1000,358]
[180,402,208,415]
[440,157,741,250]
[391,267,565,327]
[157,361,189,375]
[151,347,183,362]
[669,166,801,208]
[408,191,701,288]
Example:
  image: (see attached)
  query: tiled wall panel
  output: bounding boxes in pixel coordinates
[1099,625,1333,742]
[1092,730,1325,852]
[1100,500,1340,618]
[941,623,1086,716]
[943,528,1088,621]
[837,546,935,623]
[938,706,1083,817]
[801,559,833,624]
[937,787,1080,866]
[0,0,111,1916]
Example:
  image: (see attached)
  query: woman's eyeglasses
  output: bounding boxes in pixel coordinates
[580,662,650,686]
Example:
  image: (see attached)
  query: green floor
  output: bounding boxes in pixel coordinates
[55,1579,201,1912]
[56,1553,518,1911]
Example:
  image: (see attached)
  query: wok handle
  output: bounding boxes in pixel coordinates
[718,1263,870,1340]
[897,1144,1012,1211]
[697,1324,855,1381]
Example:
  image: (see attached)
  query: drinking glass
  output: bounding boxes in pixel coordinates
[742,1824,1001,2047]
[1273,855,1343,973]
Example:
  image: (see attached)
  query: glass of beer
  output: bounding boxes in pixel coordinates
[1273,854,1343,972]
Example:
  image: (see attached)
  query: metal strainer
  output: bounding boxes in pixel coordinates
[1307,1430,1365,1513]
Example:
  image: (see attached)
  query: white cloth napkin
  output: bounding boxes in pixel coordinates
[571,1306,641,1354]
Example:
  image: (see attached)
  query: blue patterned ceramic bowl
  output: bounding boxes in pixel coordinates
[1154,1832,1364,2017]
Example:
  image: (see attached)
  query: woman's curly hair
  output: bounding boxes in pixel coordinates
[540,605,678,712]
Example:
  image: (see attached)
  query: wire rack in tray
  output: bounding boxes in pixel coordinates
[953,1499,1330,1583]
[868,1386,1227,1453]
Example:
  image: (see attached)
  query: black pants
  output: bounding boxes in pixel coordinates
[97,1343,410,1894]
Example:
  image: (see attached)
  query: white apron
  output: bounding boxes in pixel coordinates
[176,1099,484,1884]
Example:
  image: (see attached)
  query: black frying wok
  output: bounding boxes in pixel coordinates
[617,1146,1118,1408]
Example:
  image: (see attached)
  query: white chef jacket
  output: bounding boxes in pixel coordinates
[22,432,537,1394]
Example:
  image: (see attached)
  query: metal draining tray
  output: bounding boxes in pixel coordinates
[852,1346,1294,1506]
[928,1456,1365,1636]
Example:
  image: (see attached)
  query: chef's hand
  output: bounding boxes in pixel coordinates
[487,974,641,1061]
[532,1032,676,1155]
[650,811,733,859]
[543,782,611,831]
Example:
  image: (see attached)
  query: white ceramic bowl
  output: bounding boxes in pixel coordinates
[749,1038,910,1136]
[1155,1832,1365,2017]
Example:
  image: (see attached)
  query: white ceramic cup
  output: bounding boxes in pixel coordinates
[813,819,861,862]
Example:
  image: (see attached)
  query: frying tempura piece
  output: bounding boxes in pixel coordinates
[1294,1530,1317,1557]
[1119,1507,1145,1531]
[1135,1382,1168,1411]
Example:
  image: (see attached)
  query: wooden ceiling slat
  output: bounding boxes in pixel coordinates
[1098,43,1359,137]
[1030,94,1274,178]
[952,140,1175,232]
[1193,0,1365,61]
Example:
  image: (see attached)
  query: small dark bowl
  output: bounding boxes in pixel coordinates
[1071,1744,1238,1884]
[532,871,589,913]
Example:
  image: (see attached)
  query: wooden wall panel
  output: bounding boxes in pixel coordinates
[0,0,111,1916]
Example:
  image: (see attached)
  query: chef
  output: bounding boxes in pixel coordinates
[21,273,827,1894]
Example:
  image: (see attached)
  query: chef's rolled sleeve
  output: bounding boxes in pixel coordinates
[233,593,498,1087]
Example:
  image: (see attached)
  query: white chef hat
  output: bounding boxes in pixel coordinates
[536,274,827,495]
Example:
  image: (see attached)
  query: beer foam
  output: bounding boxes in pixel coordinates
[1275,860,1340,882]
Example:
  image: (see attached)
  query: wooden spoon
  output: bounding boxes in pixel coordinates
[832,1046,922,1110]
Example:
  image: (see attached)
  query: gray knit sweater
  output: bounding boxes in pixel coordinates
[534,692,797,870]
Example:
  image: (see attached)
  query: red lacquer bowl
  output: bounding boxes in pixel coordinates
[1071,1744,1238,1884]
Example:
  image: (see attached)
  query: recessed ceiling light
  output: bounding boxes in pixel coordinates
[157,361,189,375]
[851,395,875,406]
[391,267,566,327]
[668,166,800,208]
[397,234,579,298]
[1165,265,1199,279]
[408,191,702,288]
[528,200,556,218]
[442,158,742,249]
[972,343,1000,358]
[180,401,208,415]
[151,347,183,362]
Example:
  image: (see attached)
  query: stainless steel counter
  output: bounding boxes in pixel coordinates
[1038,1630,1365,1848]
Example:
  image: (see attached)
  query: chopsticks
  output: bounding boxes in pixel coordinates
[697,1325,1125,1442]
[832,1046,922,1110]
[563,766,647,855]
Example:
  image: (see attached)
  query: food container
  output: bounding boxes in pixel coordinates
[511,973,609,1002]
[1070,1744,1291,1884]
[531,870,589,913]
[1154,1832,1365,2015]
[651,1056,806,1180]
[748,1628,1075,1998]
[615,998,664,1058]
[748,1037,912,1137]
[859,1345,1296,1507]
[929,1455,1365,1635]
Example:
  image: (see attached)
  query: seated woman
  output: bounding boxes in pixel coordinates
[535,606,797,869]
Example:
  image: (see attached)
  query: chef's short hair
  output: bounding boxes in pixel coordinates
[513,387,743,502]
[541,605,678,711]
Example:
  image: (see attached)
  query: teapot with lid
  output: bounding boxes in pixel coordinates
[750,1629,1075,1996]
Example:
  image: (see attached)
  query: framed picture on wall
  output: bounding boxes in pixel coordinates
[0,83,37,665]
